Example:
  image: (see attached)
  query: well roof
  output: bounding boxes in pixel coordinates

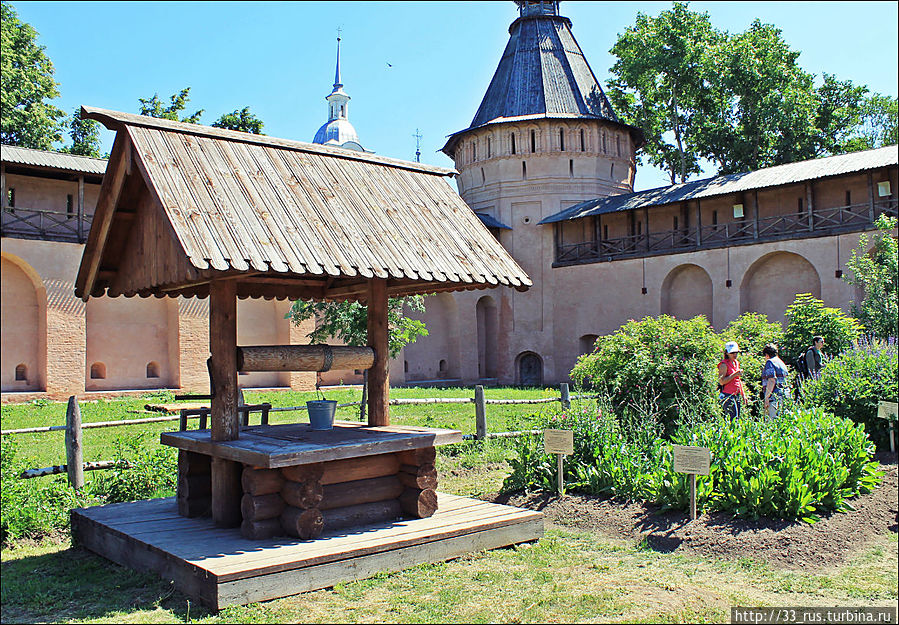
[74,107,530,301]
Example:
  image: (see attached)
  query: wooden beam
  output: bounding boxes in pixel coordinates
[367,278,390,426]
[210,279,238,441]
[78,133,132,300]
[324,281,369,299]
[77,175,85,242]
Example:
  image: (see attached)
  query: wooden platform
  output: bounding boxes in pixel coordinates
[160,421,462,467]
[71,493,543,610]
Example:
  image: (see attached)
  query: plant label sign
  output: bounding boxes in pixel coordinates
[877,401,898,421]
[672,445,710,476]
[544,429,574,455]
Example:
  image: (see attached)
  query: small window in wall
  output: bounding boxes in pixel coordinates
[616,135,621,156]
[510,133,516,154]
[354,369,363,375]
[580,129,586,152]
[559,128,565,151]
[7,187,14,208]
[439,359,447,373]
[340,105,345,117]
[530,129,536,153]
[637,221,642,235]
[487,137,492,158]
[66,194,74,216]
[673,216,679,230]
[90,362,106,379]
[877,181,891,197]
[602,132,607,153]
[481,168,486,183]
[146,362,160,378]
[733,204,744,219]
[522,161,527,180]
[15,364,27,381]
[845,190,851,206]
[603,224,609,240]
[472,141,477,161]
[610,163,614,178]
[712,210,718,225]
[404,360,409,373]
[569,159,574,178]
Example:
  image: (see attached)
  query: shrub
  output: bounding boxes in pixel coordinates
[504,400,883,522]
[843,215,898,339]
[570,315,720,434]
[781,293,863,366]
[800,338,899,450]
[1,437,96,544]
[87,433,177,503]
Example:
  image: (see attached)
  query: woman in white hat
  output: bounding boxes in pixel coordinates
[718,341,748,418]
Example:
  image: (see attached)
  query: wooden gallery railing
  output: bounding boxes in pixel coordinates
[1,206,94,243]
[556,199,898,265]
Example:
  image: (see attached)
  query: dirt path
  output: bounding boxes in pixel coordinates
[492,454,898,570]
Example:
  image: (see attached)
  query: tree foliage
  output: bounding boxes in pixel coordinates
[609,3,885,181]
[212,107,264,134]
[781,293,863,364]
[286,297,428,360]
[59,107,102,157]
[843,215,899,338]
[138,88,203,123]
[0,1,65,149]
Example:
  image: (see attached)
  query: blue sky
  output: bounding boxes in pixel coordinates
[11,1,899,191]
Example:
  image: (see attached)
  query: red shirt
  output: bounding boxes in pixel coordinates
[719,358,743,396]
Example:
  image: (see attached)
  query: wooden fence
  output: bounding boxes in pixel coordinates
[8,384,597,486]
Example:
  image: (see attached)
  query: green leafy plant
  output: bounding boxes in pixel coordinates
[781,293,863,365]
[800,337,898,450]
[87,433,177,503]
[570,315,720,433]
[843,215,898,339]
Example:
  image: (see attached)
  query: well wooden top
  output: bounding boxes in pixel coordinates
[160,421,462,468]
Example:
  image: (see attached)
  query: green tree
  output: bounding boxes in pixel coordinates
[286,296,428,360]
[212,107,264,134]
[138,88,203,123]
[781,293,863,365]
[813,74,869,156]
[843,215,898,338]
[845,94,899,151]
[60,107,102,157]
[608,2,721,184]
[0,1,65,148]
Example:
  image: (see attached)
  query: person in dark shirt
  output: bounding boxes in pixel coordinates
[804,336,825,379]
[761,344,790,419]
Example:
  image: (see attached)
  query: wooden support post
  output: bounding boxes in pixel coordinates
[367,278,389,426]
[806,182,814,231]
[65,396,84,490]
[210,280,238,441]
[689,473,697,520]
[475,385,487,439]
[360,370,368,422]
[753,191,760,239]
[695,200,702,246]
[868,173,876,221]
[211,457,243,528]
[77,175,85,242]
[560,383,570,410]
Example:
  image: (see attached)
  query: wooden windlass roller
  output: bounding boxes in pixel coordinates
[235,345,375,372]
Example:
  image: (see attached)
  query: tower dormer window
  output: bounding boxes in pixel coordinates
[487,137,492,158]
[511,133,516,154]
[559,128,565,151]
[530,129,536,153]
[580,129,586,151]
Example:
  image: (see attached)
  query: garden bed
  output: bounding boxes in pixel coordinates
[492,453,897,570]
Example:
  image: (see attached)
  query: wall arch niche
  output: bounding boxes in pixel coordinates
[1,254,45,391]
[578,334,599,356]
[517,352,543,386]
[661,264,713,323]
[476,296,498,379]
[86,295,173,390]
[740,252,821,324]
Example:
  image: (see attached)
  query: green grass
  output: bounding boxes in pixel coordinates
[0,386,560,470]
[2,529,895,624]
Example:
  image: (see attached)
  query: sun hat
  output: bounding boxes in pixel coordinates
[724,341,740,354]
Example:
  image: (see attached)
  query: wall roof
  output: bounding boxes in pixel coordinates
[540,145,899,224]
[1,144,107,176]
[75,107,531,301]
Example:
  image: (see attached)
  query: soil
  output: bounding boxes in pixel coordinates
[490,453,898,570]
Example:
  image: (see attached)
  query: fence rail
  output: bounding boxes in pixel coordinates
[1,206,93,243]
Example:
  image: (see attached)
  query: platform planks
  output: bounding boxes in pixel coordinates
[71,492,543,610]
[160,421,462,468]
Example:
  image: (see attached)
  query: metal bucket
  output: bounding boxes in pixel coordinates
[306,400,337,430]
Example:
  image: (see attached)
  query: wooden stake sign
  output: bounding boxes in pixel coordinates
[877,401,898,453]
[544,429,573,495]
[672,445,710,520]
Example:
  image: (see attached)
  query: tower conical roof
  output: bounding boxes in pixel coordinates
[443,1,642,157]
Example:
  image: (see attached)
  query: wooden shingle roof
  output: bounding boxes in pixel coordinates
[75,107,531,302]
